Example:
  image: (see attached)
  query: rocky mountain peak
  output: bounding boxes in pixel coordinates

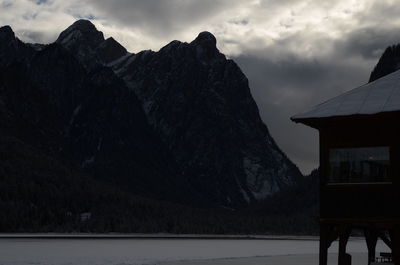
[0,25,15,41]
[190,31,222,62]
[57,20,131,69]
[0,25,35,67]
[56,19,104,49]
[70,19,98,31]
[192,31,217,47]
[62,19,102,37]
[97,37,128,64]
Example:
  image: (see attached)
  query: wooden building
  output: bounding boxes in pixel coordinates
[291,70,400,265]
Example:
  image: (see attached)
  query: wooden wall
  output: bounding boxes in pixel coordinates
[317,112,400,219]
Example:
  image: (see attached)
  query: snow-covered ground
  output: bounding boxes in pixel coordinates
[162,253,367,265]
[0,236,390,265]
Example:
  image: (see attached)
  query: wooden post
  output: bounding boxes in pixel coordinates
[338,227,351,265]
[364,229,378,265]
[320,223,329,265]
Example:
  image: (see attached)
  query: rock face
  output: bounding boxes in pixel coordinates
[0,20,302,208]
[108,31,301,206]
[56,20,128,68]
[0,26,35,67]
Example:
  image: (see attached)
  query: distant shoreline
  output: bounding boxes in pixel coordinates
[0,233,322,240]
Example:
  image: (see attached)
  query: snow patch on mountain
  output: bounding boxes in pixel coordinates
[59,29,82,48]
[107,52,132,67]
[235,177,251,204]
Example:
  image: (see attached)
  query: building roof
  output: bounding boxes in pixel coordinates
[291,69,400,122]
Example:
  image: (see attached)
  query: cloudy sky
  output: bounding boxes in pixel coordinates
[1,0,400,174]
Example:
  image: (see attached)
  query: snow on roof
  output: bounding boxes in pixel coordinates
[291,69,400,122]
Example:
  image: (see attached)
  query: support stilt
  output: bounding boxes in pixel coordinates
[365,229,378,265]
[338,227,351,265]
[320,224,329,265]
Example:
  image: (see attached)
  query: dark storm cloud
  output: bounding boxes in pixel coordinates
[234,55,321,173]
[334,26,400,60]
[233,29,386,173]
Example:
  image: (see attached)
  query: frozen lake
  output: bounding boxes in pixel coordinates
[0,236,390,265]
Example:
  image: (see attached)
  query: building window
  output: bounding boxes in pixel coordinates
[328,147,390,183]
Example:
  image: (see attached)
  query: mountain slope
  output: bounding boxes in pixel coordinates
[113,32,302,206]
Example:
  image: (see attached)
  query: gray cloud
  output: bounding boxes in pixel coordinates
[334,27,400,60]
[88,0,242,38]
[35,0,48,4]
[355,1,400,26]
[1,1,13,8]
[16,30,46,43]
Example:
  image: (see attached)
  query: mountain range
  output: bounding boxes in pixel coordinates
[0,19,303,211]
